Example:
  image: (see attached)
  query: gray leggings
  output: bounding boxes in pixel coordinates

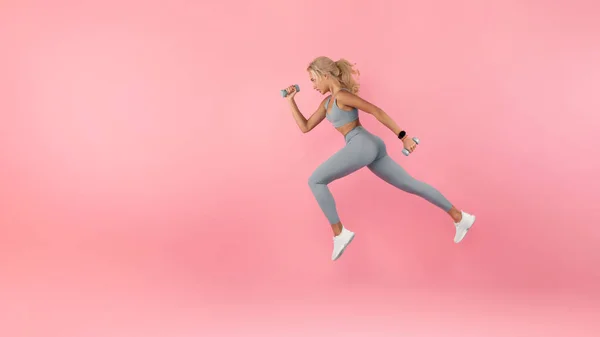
[308,126,453,224]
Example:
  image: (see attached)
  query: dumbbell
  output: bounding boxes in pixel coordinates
[402,137,420,156]
[280,84,300,97]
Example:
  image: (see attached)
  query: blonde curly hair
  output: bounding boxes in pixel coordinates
[307,56,360,94]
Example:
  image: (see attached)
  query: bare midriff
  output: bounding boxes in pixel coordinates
[336,119,362,137]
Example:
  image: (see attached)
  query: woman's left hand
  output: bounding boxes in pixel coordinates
[402,137,417,153]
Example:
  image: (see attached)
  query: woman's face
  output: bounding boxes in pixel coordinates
[309,71,329,95]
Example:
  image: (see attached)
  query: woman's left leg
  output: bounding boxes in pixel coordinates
[367,140,476,243]
[367,154,455,214]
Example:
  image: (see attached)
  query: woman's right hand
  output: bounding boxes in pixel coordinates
[285,85,298,100]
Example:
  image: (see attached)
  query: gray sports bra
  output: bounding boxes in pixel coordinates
[325,89,359,127]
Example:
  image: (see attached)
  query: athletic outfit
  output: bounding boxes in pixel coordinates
[307,89,476,260]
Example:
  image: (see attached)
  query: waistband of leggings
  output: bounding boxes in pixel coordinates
[344,126,366,142]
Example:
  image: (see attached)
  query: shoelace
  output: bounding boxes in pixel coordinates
[333,234,345,242]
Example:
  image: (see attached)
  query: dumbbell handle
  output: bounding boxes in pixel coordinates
[402,137,420,156]
[280,84,300,97]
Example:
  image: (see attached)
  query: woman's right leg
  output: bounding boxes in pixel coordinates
[307,133,379,260]
[308,135,378,232]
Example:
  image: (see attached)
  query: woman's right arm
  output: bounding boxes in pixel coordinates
[288,97,327,133]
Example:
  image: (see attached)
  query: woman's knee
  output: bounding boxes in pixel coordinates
[308,172,321,187]
[403,178,430,195]
[308,169,331,187]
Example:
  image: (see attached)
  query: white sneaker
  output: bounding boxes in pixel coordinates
[454,211,476,243]
[331,227,355,261]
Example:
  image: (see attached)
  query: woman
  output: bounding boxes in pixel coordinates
[284,56,476,261]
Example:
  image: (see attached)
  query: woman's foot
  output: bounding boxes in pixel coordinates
[453,211,476,243]
[332,227,355,261]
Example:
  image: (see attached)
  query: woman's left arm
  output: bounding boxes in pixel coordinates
[337,91,405,138]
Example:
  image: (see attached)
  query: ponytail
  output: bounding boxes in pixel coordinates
[335,59,360,94]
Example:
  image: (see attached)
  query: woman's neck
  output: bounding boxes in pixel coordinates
[329,84,343,95]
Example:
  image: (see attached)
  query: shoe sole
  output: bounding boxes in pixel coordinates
[454,215,476,243]
[332,233,355,261]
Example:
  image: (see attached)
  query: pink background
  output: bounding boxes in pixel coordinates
[2,0,600,336]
